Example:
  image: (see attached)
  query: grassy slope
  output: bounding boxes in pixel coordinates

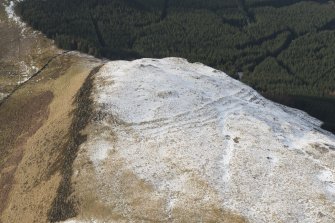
[0,5,103,219]
[0,51,102,223]
[0,0,58,99]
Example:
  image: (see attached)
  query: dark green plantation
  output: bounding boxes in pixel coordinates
[16,0,335,132]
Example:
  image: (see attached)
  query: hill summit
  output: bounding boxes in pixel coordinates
[65,58,335,222]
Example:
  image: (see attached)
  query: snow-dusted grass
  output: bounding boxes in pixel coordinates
[71,58,335,222]
[0,0,49,98]
[0,92,9,101]
[4,0,25,27]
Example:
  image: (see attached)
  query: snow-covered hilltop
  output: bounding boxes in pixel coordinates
[66,58,335,222]
[1,2,334,221]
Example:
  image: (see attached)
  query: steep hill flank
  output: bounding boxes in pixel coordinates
[0,2,104,222]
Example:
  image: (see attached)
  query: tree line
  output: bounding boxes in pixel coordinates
[16,0,335,132]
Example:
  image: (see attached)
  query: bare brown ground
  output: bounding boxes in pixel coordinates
[0,52,101,223]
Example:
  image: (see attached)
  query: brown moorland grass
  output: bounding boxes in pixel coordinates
[0,52,101,223]
[48,65,103,222]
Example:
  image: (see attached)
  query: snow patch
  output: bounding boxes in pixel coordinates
[0,92,9,101]
[318,169,335,200]
[4,0,25,28]
[88,139,113,168]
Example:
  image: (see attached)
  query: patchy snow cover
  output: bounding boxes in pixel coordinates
[0,92,9,101]
[2,0,43,89]
[4,0,25,28]
[71,58,335,222]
